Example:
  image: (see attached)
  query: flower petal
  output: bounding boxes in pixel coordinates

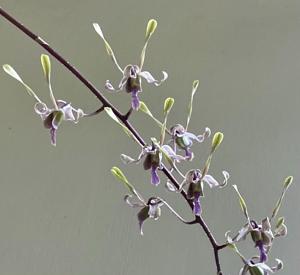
[184,132,201,142]
[61,103,75,121]
[124,194,145,208]
[274,223,287,237]
[34,102,49,116]
[256,240,268,263]
[137,206,150,235]
[139,70,168,86]
[161,145,185,162]
[197,127,211,142]
[232,223,252,242]
[165,180,177,192]
[131,89,140,110]
[52,110,64,130]
[148,199,162,220]
[151,166,160,185]
[202,174,219,188]
[271,259,283,272]
[193,193,201,216]
[50,127,57,146]
[184,148,194,160]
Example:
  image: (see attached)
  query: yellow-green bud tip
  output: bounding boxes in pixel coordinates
[212,132,224,152]
[163,97,174,114]
[284,176,293,189]
[146,19,158,39]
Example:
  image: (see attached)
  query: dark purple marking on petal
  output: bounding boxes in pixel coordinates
[143,154,152,170]
[137,206,150,235]
[184,148,194,160]
[193,192,201,216]
[131,89,140,110]
[151,166,160,185]
[50,127,57,146]
[43,113,54,129]
[256,240,267,263]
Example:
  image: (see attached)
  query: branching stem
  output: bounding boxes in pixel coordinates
[0,6,227,274]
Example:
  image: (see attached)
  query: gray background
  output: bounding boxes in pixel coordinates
[0,0,299,274]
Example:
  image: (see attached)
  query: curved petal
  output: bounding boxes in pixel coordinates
[202,171,229,188]
[148,202,162,220]
[137,206,150,236]
[34,102,51,120]
[61,103,75,121]
[197,127,211,142]
[239,265,249,275]
[105,80,122,92]
[124,194,145,208]
[184,132,201,142]
[52,110,64,130]
[165,180,177,192]
[120,154,136,164]
[232,223,252,242]
[184,148,194,161]
[139,70,168,86]
[274,223,287,237]
[161,145,185,162]
[271,259,283,272]
[202,174,219,188]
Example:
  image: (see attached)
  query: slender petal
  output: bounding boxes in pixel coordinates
[50,127,57,146]
[131,89,140,110]
[139,70,168,86]
[274,223,287,237]
[184,132,201,142]
[202,174,219,188]
[34,102,49,116]
[124,195,145,208]
[184,148,194,160]
[137,206,150,235]
[151,166,160,185]
[197,127,211,142]
[161,144,185,162]
[256,240,268,263]
[60,103,75,121]
[193,192,201,216]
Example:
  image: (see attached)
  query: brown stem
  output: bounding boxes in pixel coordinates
[0,6,226,274]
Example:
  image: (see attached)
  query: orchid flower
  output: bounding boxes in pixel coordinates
[179,169,229,215]
[3,55,85,146]
[170,124,211,160]
[239,257,283,275]
[93,19,168,110]
[226,178,292,273]
[121,141,183,185]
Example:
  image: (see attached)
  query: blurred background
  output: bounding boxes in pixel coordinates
[0,0,299,274]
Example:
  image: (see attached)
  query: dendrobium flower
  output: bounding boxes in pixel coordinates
[121,142,183,185]
[227,217,287,264]
[3,58,85,146]
[34,99,84,146]
[227,179,292,275]
[239,257,283,275]
[170,124,211,160]
[93,20,168,110]
[125,195,163,235]
[180,169,229,215]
